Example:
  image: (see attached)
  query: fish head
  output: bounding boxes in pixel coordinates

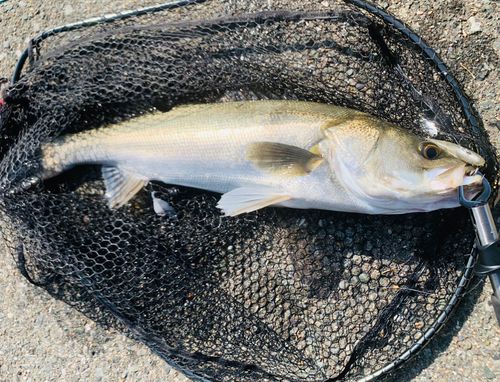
[321,117,485,213]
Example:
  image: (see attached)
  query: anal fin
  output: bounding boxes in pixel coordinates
[217,187,291,216]
[102,166,148,208]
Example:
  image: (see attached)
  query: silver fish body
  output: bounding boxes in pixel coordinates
[41,100,484,215]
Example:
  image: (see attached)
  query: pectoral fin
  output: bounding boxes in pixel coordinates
[102,166,148,208]
[217,187,291,216]
[246,142,323,177]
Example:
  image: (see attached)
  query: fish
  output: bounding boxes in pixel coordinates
[40,100,485,216]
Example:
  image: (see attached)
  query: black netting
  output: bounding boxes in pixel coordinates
[0,1,498,381]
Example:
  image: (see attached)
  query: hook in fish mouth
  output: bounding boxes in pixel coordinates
[427,164,483,196]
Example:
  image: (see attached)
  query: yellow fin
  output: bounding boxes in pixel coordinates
[309,143,321,156]
[246,142,323,178]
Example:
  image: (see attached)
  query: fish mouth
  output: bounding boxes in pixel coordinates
[427,164,483,196]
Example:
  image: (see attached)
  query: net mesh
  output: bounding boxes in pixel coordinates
[0,1,498,381]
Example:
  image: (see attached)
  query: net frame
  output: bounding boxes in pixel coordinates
[0,0,495,381]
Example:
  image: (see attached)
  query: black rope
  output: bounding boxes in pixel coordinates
[367,23,454,132]
[343,0,480,134]
[16,239,46,287]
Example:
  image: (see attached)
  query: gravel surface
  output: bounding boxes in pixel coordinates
[0,0,499,381]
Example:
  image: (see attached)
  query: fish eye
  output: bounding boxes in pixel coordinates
[419,142,441,160]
